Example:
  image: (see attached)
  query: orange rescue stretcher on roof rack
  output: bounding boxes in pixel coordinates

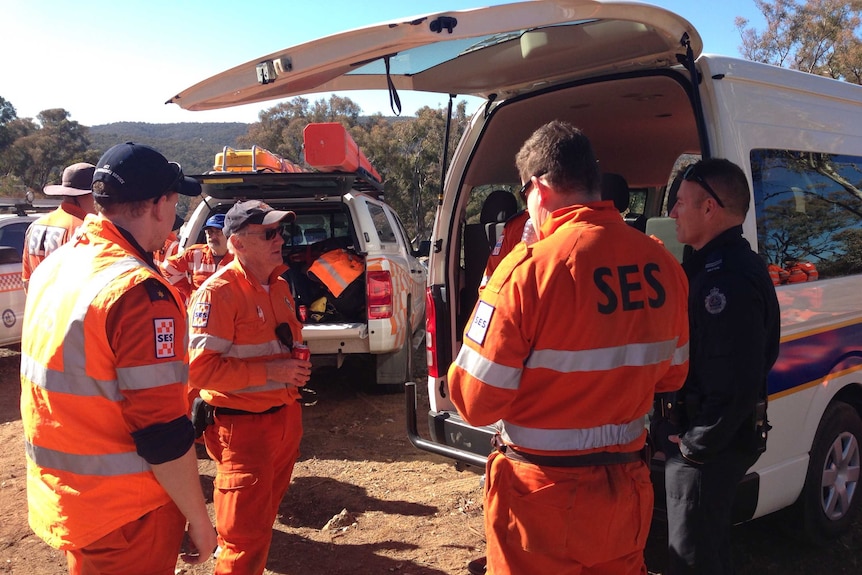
[303,123,382,184]
[213,145,306,173]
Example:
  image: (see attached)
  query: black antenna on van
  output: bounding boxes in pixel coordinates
[679,32,711,158]
[438,93,455,206]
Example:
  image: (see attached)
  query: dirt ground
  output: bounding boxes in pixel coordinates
[1,344,860,575]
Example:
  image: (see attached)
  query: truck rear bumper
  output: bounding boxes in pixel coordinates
[302,323,370,354]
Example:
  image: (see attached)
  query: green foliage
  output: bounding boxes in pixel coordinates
[736,0,862,84]
[0,94,476,240]
[0,109,90,194]
[89,122,249,175]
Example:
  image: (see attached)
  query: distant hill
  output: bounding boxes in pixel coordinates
[88,122,250,175]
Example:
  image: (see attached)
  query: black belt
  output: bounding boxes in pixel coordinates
[492,434,643,467]
[214,404,285,417]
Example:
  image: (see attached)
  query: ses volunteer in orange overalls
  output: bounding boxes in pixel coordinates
[483,210,529,284]
[20,143,216,575]
[22,162,97,291]
[153,214,184,268]
[161,213,233,303]
[449,122,690,575]
[188,200,311,575]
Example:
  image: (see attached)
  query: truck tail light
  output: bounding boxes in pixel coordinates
[425,287,439,377]
[366,270,393,319]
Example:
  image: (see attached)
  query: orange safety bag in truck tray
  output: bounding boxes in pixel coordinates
[308,248,366,320]
[213,145,306,173]
[308,248,363,297]
[303,123,382,182]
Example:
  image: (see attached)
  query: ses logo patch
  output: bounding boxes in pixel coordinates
[154,318,176,359]
[191,302,211,328]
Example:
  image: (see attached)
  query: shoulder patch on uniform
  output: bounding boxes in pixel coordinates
[490,234,504,257]
[705,252,724,273]
[153,318,176,358]
[466,300,495,346]
[704,286,727,315]
[143,278,172,303]
[191,302,211,328]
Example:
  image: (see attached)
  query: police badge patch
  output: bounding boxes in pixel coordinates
[704,286,727,315]
[191,302,211,328]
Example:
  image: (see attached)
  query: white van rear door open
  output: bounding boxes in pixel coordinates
[169,0,701,112]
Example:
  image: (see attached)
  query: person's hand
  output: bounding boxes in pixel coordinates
[181,519,217,565]
[266,358,312,387]
[649,417,679,456]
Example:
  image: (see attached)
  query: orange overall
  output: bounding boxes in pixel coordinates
[161,243,233,303]
[484,210,529,280]
[153,231,181,267]
[188,258,303,575]
[22,200,89,289]
[21,216,192,574]
[449,202,690,575]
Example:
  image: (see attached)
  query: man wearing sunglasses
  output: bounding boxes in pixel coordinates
[659,158,780,574]
[20,143,216,574]
[187,200,310,575]
[449,121,690,575]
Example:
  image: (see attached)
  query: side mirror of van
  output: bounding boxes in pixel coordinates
[413,239,431,258]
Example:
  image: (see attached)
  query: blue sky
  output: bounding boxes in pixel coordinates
[3,1,764,126]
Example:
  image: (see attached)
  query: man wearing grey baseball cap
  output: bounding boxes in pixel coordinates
[20,142,216,574]
[187,199,309,575]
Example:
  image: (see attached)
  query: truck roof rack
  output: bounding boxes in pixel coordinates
[204,123,384,195]
[0,198,62,216]
[195,171,384,200]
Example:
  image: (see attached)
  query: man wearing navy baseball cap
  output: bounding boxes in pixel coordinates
[92,142,201,204]
[161,212,234,304]
[20,142,216,574]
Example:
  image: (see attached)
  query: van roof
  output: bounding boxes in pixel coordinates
[169,0,701,112]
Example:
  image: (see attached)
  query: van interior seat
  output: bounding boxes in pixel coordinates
[481,190,519,252]
[602,172,646,231]
[601,172,630,213]
[460,190,518,332]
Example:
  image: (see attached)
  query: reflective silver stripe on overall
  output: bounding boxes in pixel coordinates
[453,337,683,392]
[189,332,292,394]
[498,417,646,452]
[525,338,682,373]
[25,441,149,477]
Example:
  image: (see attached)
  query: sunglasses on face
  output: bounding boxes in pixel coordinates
[240,228,281,241]
[518,171,547,203]
[682,164,725,208]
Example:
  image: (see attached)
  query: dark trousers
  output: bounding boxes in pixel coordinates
[664,448,759,575]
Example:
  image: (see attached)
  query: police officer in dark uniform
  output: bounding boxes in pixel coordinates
[655,158,780,574]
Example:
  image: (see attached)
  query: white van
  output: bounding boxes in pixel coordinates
[171,0,862,540]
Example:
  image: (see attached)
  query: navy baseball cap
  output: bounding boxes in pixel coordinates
[223,200,294,238]
[92,142,201,203]
[204,213,226,230]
